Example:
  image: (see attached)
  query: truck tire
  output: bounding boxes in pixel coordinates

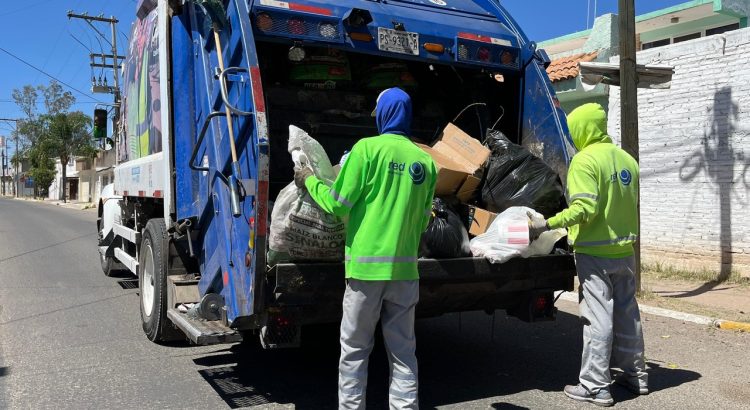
[97,213,118,277]
[100,251,117,277]
[140,218,182,342]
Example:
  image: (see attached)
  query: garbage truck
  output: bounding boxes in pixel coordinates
[97,0,577,346]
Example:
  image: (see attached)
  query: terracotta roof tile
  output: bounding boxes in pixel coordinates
[546,51,599,83]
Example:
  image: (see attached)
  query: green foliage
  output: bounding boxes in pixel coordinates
[40,81,74,115]
[11,80,97,199]
[11,85,38,120]
[10,149,24,168]
[43,111,95,165]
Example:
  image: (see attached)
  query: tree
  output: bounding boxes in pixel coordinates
[10,149,23,169]
[25,141,56,198]
[41,81,75,115]
[12,81,76,147]
[11,85,38,120]
[42,111,95,202]
[12,80,95,201]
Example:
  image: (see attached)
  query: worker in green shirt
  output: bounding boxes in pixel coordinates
[529,103,647,407]
[295,87,436,409]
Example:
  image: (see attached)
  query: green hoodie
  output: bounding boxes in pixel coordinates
[547,103,639,258]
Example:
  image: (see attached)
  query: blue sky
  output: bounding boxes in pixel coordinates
[0,0,687,153]
[0,0,137,152]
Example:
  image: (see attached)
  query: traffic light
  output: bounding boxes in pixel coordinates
[93,109,107,140]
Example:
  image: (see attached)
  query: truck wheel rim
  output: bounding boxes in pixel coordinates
[142,241,155,317]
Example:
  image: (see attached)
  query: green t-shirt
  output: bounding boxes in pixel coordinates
[306,134,437,280]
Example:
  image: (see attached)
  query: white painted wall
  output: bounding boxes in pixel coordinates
[608,28,750,276]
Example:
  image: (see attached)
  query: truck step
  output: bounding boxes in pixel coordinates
[114,248,139,274]
[114,223,140,244]
[167,308,242,345]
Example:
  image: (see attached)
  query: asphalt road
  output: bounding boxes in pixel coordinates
[1,197,748,409]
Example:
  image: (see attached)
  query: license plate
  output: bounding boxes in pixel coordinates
[377,27,419,55]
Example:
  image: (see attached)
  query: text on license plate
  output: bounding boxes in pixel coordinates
[377,28,419,55]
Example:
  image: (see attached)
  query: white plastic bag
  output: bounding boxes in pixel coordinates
[469,206,566,264]
[268,126,346,261]
[289,125,336,184]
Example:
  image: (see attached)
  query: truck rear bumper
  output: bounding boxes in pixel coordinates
[267,254,575,325]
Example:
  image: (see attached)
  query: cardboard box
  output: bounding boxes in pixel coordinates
[467,206,498,237]
[416,143,467,196]
[418,123,491,197]
[456,174,481,203]
[434,123,491,174]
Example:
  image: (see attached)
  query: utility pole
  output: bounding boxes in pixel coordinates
[67,11,122,161]
[0,119,20,197]
[1,136,6,196]
[618,0,641,291]
[14,134,19,197]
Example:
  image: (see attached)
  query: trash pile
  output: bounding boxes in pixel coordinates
[267,121,567,265]
[414,123,566,263]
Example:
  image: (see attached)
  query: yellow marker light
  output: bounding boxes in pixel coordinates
[349,32,374,42]
[423,43,445,53]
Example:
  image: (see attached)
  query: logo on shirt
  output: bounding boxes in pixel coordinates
[619,169,633,186]
[409,162,426,185]
[388,161,406,174]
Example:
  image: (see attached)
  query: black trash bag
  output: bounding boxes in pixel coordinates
[482,130,565,217]
[420,198,471,258]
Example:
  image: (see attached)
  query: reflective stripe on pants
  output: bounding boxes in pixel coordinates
[339,279,419,410]
[575,253,647,393]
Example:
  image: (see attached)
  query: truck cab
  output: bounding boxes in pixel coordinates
[98,0,575,346]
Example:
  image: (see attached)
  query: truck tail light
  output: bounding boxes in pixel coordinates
[319,22,338,39]
[457,44,469,60]
[288,18,306,35]
[256,13,273,31]
[477,47,490,62]
[534,294,548,312]
[501,51,515,65]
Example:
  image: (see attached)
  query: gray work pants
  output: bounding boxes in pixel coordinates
[338,279,419,410]
[575,253,647,393]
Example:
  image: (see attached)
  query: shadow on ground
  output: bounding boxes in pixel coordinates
[193,311,701,409]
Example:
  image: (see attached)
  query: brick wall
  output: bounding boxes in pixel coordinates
[608,28,750,277]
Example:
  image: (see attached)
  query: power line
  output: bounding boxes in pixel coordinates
[69,32,92,53]
[0,46,104,104]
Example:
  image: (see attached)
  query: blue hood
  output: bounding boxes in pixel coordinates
[376,87,412,136]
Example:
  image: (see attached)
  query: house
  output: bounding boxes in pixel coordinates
[540,0,749,114]
[48,149,115,203]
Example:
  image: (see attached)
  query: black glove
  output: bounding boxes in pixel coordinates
[294,167,314,189]
[527,211,549,242]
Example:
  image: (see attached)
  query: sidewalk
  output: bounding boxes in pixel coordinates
[8,195,95,211]
[564,272,750,327]
[641,276,750,324]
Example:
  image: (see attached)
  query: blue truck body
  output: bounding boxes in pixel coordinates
[102,0,575,345]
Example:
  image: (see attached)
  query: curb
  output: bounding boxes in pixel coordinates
[554,291,749,331]
[715,320,750,332]
[13,196,94,210]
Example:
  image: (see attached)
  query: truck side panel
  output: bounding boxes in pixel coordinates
[173,9,198,220]
[521,58,575,186]
[173,0,265,323]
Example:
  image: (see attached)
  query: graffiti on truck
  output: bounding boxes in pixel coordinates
[118,9,162,162]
